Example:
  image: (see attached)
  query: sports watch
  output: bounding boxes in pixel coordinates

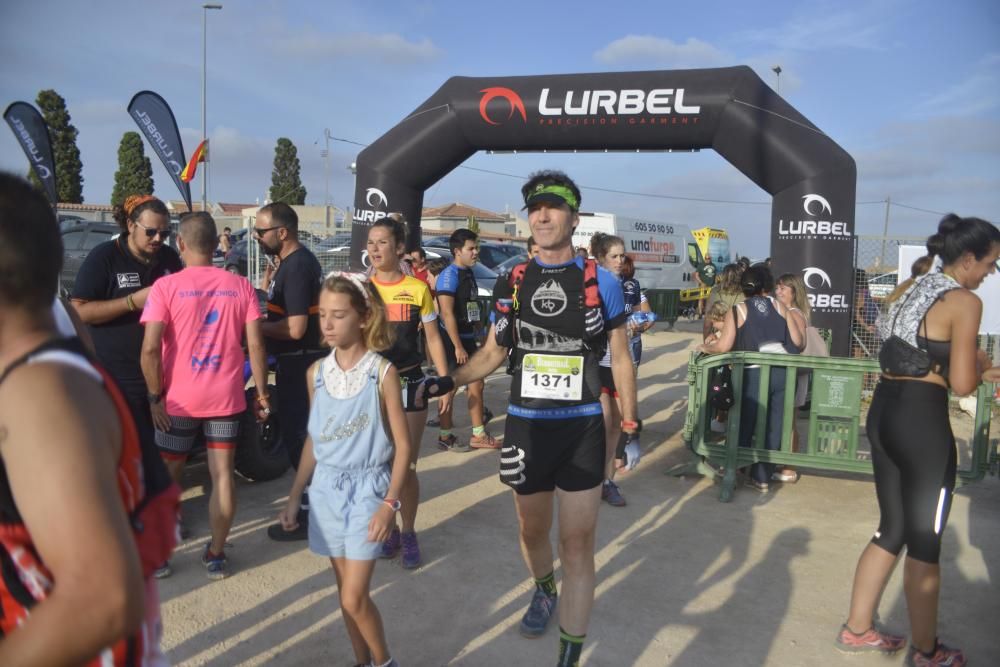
[383,498,402,512]
[147,392,162,405]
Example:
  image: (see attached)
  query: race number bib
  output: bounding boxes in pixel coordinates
[520,354,584,400]
[465,301,480,323]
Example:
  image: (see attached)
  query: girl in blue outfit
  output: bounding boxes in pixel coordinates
[279,272,412,667]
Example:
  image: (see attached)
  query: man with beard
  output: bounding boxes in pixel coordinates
[255,202,324,542]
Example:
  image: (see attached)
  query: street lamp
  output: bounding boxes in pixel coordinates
[772,65,782,95]
[201,3,222,212]
[322,128,332,207]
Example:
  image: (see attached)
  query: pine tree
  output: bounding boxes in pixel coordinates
[111,131,154,207]
[269,137,306,205]
[32,89,84,203]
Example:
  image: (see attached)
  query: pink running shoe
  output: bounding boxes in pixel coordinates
[835,623,906,654]
[904,641,966,667]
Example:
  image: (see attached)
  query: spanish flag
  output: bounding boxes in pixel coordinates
[180,139,208,183]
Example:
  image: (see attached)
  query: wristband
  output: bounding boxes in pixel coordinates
[621,420,639,431]
[383,498,402,512]
[126,293,137,312]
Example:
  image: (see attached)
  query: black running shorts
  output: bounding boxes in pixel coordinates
[399,365,428,413]
[499,413,605,495]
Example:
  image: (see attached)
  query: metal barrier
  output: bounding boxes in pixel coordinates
[675,351,997,501]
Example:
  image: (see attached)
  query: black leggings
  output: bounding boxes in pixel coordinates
[866,379,956,564]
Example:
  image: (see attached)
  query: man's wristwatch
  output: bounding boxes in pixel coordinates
[382,498,402,512]
[147,392,162,405]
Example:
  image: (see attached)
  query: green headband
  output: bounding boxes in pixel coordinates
[524,183,579,210]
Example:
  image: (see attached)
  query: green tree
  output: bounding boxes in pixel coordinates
[269,137,306,205]
[30,89,84,203]
[466,215,480,234]
[110,131,154,207]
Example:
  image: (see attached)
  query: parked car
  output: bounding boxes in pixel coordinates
[225,238,250,275]
[494,253,529,276]
[423,239,523,270]
[60,221,120,296]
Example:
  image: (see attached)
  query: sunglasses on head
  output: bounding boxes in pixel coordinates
[135,220,171,240]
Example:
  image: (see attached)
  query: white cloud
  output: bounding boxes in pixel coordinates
[912,54,1000,117]
[594,36,729,68]
[738,8,888,52]
[273,29,443,64]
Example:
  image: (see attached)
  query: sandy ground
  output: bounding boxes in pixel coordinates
[159,323,999,666]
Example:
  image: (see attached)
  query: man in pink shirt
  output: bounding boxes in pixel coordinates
[140,212,270,580]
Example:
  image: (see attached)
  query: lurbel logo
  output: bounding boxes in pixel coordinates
[366,188,388,208]
[803,266,850,311]
[777,192,851,240]
[802,267,832,289]
[539,87,700,116]
[479,87,527,125]
[802,194,832,216]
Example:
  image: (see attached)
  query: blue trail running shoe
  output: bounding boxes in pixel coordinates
[519,588,557,638]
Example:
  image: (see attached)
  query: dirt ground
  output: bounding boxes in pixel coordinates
[159,323,999,666]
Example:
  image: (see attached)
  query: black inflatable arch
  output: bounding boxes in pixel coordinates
[351,66,856,354]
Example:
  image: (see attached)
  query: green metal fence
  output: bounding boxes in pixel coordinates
[676,351,997,502]
[645,289,681,328]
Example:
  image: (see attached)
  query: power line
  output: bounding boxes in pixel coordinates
[324,134,946,214]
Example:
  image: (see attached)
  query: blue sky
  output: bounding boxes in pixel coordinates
[2,0,998,258]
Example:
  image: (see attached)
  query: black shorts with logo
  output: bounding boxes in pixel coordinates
[499,413,605,495]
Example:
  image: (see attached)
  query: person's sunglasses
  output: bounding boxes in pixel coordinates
[135,220,171,240]
[254,226,282,237]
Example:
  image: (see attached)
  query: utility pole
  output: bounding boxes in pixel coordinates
[201,3,222,212]
[322,128,332,229]
[879,196,891,268]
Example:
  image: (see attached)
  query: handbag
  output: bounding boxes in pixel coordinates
[708,364,735,410]
[877,283,934,376]
[802,326,829,357]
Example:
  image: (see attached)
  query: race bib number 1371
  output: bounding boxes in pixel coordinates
[520,354,584,400]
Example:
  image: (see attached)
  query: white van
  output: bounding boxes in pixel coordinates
[571,212,705,290]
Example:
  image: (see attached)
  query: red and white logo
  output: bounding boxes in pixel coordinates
[479,87,527,125]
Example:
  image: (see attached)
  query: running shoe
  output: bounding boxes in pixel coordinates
[835,623,906,654]
[771,469,800,483]
[400,531,421,569]
[601,480,627,507]
[904,641,966,667]
[519,588,557,637]
[201,544,229,580]
[469,431,501,449]
[426,416,441,427]
[153,561,172,579]
[437,433,471,453]
[380,526,401,559]
[746,478,770,493]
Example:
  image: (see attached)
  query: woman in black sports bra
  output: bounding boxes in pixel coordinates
[836,214,999,666]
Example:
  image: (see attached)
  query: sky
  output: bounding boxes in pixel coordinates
[2,0,998,259]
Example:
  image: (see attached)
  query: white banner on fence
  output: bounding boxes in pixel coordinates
[898,245,1000,335]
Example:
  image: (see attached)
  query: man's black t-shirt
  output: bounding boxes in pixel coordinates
[436,263,479,340]
[71,238,183,382]
[265,246,323,355]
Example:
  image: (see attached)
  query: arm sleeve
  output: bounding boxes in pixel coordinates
[140,281,168,324]
[418,283,438,323]
[243,279,262,322]
[436,264,458,296]
[597,266,627,329]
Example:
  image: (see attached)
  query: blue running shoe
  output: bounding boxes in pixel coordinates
[519,588,557,638]
[202,544,229,580]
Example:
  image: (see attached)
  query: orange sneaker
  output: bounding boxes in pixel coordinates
[470,431,501,449]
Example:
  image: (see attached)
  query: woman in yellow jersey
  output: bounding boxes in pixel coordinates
[367,216,451,569]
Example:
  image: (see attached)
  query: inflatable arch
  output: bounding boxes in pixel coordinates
[351,66,856,354]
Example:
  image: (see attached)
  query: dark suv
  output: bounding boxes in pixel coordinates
[60,221,120,296]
